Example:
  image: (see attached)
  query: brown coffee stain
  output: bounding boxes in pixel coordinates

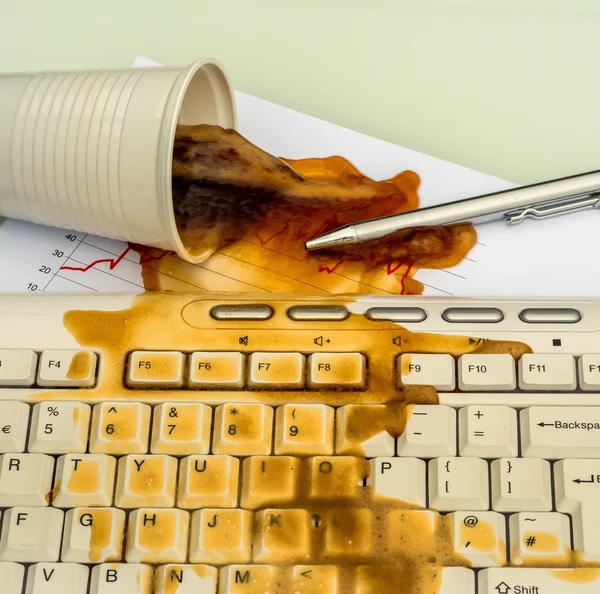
[67,459,101,495]
[552,567,600,583]
[67,350,93,380]
[117,455,176,508]
[86,508,119,562]
[178,455,239,509]
[161,565,218,594]
[52,292,590,593]
[129,124,477,295]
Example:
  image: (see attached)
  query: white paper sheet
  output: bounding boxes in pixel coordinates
[0,56,596,297]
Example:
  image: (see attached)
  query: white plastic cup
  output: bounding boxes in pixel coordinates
[0,59,237,262]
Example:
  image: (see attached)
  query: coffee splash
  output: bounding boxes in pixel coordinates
[131,124,476,295]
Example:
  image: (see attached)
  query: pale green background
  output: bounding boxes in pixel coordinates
[0,0,599,187]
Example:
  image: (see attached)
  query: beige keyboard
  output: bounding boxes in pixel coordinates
[1,292,600,593]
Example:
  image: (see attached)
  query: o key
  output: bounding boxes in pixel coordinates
[127,351,184,388]
[308,353,366,389]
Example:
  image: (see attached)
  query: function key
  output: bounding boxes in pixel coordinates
[578,354,600,391]
[308,353,366,389]
[287,305,349,321]
[518,354,576,391]
[398,353,455,391]
[210,305,273,320]
[366,307,427,322]
[0,350,37,387]
[127,351,184,388]
[519,307,582,324]
[189,352,245,388]
[458,354,516,391]
[248,352,305,389]
[37,350,97,387]
[442,308,504,323]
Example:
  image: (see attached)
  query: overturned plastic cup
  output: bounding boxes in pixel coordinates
[0,59,237,262]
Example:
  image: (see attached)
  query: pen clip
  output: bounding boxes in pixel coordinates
[505,193,600,225]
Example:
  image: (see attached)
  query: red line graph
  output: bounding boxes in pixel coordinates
[60,246,168,273]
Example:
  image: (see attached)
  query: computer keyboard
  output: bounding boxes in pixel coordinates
[0,292,600,593]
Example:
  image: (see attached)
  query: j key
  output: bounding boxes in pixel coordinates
[509,512,571,566]
[0,507,64,562]
[0,402,29,453]
[61,507,125,563]
[554,458,600,560]
[28,402,90,454]
[25,563,89,594]
[521,407,600,458]
[154,564,218,594]
[0,562,25,594]
[0,454,54,507]
[37,350,97,388]
[459,405,518,458]
[479,568,600,593]
[491,458,552,512]
[52,454,116,508]
[429,457,489,511]
[397,405,456,458]
[90,564,153,594]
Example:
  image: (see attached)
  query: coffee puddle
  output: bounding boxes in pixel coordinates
[130,124,475,295]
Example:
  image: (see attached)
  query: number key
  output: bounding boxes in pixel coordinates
[89,402,150,454]
[274,404,334,455]
[151,403,212,455]
[212,404,273,455]
[28,401,90,454]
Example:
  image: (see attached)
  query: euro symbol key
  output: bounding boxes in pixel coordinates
[1,425,10,434]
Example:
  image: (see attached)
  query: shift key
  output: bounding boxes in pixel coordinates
[521,407,600,459]
[479,568,600,593]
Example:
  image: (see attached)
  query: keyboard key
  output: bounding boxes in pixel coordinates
[0,350,37,387]
[248,352,305,388]
[518,353,577,390]
[90,564,152,594]
[154,564,217,594]
[450,511,507,567]
[324,508,371,557]
[397,405,457,457]
[188,352,245,388]
[335,405,394,456]
[387,510,438,555]
[309,456,367,500]
[479,568,600,593]
[220,565,278,593]
[398,353,455,391]
[521,406,600,458]
[459,405,518,458]
[509,512,571,566]
[177,455,239,509]
[554,458,600,560]
[190,509,253,564]
[115,454,177,508]
[127,351,184,387]
[90,402,151,454]
[0,507,63,562]
[241,456,299,509]
[308,352,366,389]
[289,565,339,594]
[274,404,334,455]
[37,350,97,387]
[491,458,552,512]
[429,457,489,511]
[61,507,125,563]
[437,567,476,594]
[53,454,116,508]
[0,453,54,506]
[28,402,90,454]
[126,508,189,563]
[578,354,600,391]
[212,403,273,456]
[151,403,212,455]
[254,508,311,562]
[458,354,516,391]
[0,561,24,594]
[0,402,29,453]
[367,457,426,507]
[25,562,89,594]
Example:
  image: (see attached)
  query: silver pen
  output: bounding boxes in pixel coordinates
[304,169,600,251]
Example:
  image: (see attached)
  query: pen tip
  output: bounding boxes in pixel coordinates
[305,227,357,251]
